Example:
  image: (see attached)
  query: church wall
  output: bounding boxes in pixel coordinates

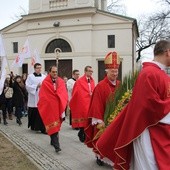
[2,24,134,82]
[4,22,28,33]
[91,26,133,79]
[1,5,137,82]
[72,56,93,77]
[91,29,132,54]
[92,12,127,24]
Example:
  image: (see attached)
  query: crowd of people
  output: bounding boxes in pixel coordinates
[0,72,28,125]
[0,39,170,169]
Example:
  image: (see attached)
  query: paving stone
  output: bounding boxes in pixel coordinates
[0,117,112,170]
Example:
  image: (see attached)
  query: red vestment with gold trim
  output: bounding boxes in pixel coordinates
[38,75,68,135]
[69,75,95,128]
[85,77,120,153]
[96,63,170,169]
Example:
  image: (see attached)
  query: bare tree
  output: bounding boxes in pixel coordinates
[107,0,126,15]
[136,0,170,62]
[11,6,28,21]
[154,0,170,20]
[160,0,170,6]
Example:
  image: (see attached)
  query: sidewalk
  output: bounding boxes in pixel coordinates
[0,117,112,170]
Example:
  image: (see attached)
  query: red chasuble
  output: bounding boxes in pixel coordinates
[85,77,120,153]
[38,75,68,136]
[69,75,95,128]
[96,62,170,170]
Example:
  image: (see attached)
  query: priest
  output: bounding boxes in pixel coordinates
[96,40,170,169]
[38,66,68,152]
[69,66,95,142]
[85,52,121,166]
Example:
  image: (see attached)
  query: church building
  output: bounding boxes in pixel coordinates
[0,0,139,82]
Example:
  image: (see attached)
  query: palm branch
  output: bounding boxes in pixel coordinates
[104,70,139,126]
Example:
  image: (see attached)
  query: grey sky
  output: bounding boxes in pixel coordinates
[0,0,158,29]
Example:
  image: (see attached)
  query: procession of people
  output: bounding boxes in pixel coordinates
[0,40,170,169]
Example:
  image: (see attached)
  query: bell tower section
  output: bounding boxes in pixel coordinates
[29,0,107,14]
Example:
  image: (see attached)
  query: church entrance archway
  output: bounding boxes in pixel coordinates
[45,38,72,79]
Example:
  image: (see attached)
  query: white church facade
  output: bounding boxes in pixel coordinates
[0,0,139,82]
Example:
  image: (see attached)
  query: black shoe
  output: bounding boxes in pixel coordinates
[55,147,61,153]
[31,127,35,130]
[73,128,79,130]
[16,119,22,126]
[96,158,104,166]
[4,120,8,125]
[78,131,85,143]
[41,130,47,134]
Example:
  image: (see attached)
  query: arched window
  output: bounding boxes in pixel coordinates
[45,38,72,53]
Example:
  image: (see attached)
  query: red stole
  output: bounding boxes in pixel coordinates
[38,75,68,135]
[69,75,95,128]
[96,62,170,169]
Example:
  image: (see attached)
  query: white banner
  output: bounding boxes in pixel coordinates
[11,53,25,68]
[21,38,31,59]
[0,56,8,95]
[0,34,8,95]
[0,34,6,57]
[29,48,41,73]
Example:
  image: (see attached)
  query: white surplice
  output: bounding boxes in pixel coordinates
[26,73,46,107]
[66,78,76,102]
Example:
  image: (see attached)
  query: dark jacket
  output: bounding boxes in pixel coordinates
[0,88,6,104]
[12,82,27,107]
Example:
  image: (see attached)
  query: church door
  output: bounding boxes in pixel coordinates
[44,59,72,79]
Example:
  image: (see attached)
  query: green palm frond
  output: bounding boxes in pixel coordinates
[104,70,139,126]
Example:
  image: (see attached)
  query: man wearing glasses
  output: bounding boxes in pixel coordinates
[26,63,46,134]
[38,66,68,152]
[70,66,95,142]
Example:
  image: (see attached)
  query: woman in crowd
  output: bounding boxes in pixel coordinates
[0,87,8,125]
[22,73,28,116]
[12,75,28,125]
[4,75,14,120]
